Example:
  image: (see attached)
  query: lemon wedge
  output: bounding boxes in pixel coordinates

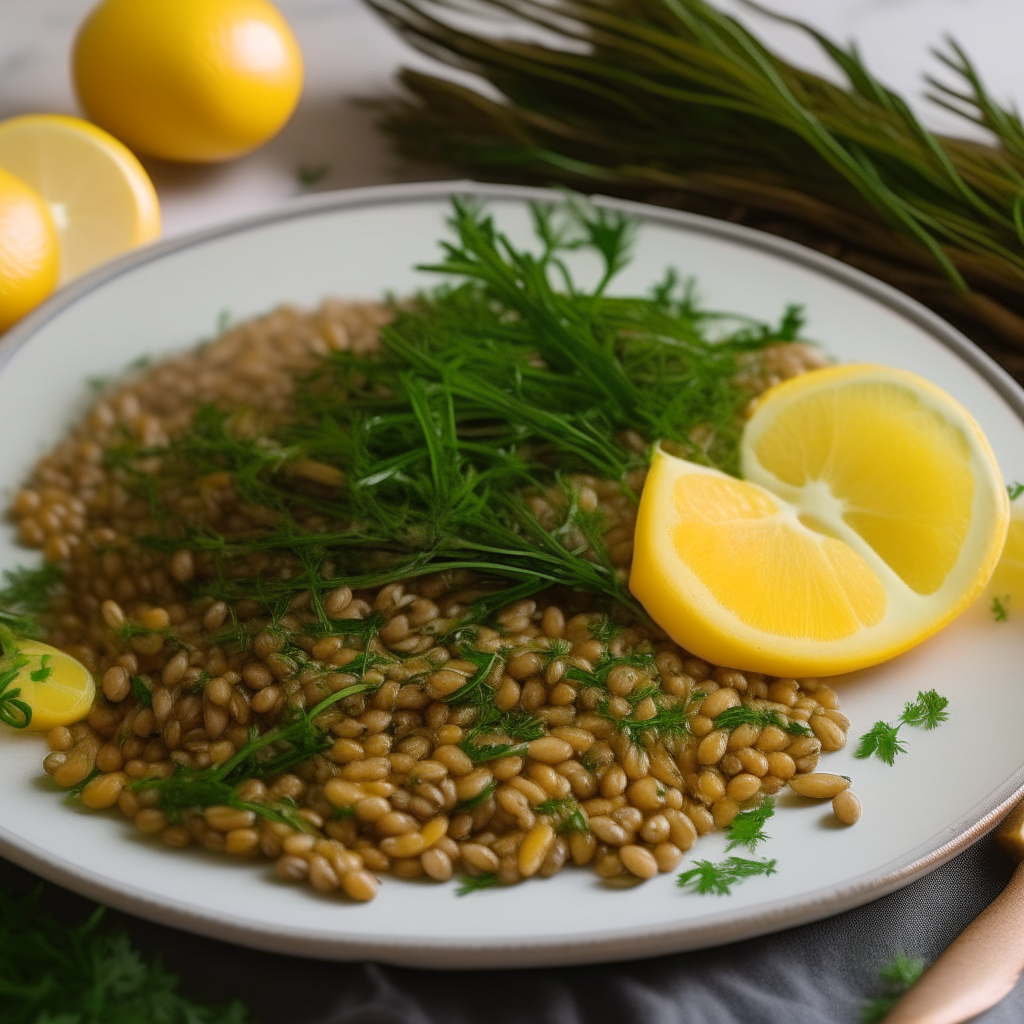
[989,503,1024,611]
[3,640,95,732]
[0,167,59,332]
[0,114,160,283]
[630,364,1009,676]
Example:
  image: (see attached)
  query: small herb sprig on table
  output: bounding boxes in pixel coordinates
[855,690,950,766]
[0,886,248,1024]
[861,953,927,1024]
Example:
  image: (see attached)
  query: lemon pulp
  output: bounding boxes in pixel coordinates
[630,364,1009,676]
[8,640,95,732]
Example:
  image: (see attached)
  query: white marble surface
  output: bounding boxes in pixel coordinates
[0,0,1022,239]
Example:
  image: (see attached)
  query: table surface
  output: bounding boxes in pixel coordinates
[4,1,1024,1021]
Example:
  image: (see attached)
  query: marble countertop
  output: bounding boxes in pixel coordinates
[1,0,1022,238]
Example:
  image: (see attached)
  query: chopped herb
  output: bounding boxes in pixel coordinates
[0,626,32,729]
[676,856,777,896]
[992,595,1010,621]
[64,768,102,805]
[899,690,950,731]
[854,689,949,765]
[456,872,498,895]
[0,563,63,637]
[130,675,153,708]
[1008,482,1024,500]
[29,654,53,683]
[297,163,331,188]
[536,797,589,832]
[0,885,249,1024]
[454,779,497,812]
[132,682,376,822]
[854,721,908,766]
[724,797,775,854]
[861,953,927,1024]
[714,705,812,737]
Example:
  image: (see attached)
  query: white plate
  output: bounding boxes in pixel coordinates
[1,181,1023,969]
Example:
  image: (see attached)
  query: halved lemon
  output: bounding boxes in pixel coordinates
[989,503,1024,611]
[0,114,160,283]
[630,364,1009,676]
[5,640,95,732]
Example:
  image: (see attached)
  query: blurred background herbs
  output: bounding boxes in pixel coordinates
[371,0,1024,377]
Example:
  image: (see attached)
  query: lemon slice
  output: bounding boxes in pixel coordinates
[5,640,95,732]
[630,364,1009,676]
[989,504,1024,611]
[0,114,160,283]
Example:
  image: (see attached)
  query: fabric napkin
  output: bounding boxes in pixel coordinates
[3,829,1020,1023]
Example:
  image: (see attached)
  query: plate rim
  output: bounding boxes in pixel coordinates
[1,178,1023,968]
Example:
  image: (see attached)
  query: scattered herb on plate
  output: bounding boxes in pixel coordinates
[855,690,950,766]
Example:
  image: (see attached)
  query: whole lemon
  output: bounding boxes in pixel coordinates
[73,0,304,163]
[0,168,59,333]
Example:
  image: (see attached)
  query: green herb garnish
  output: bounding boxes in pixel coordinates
[1008,482,1024,501]
[536,796,589,833]
[724,797,774,854]
[456,872,499,895]
[0,626,31,729]
[713,705,812,737]
[297,163,331,188]
[0,885,248,1024]
[130,675,153,708]
[861,953,927,1024]
[855,689,949,765]
[376,0,1024,357]
[29,654,53,683]
[992,595,1010,621]
[676,856,777,896]
[0,563,62,638]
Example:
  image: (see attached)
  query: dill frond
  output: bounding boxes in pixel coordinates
[456,872,499,895]
[1008,482,1024,501]
[900,690,950,731]
[991,595,1010,621]
[724,797,775,854]
[130,676,153,708]
[0,563,62,637]
[536,797,589,833]
[676,856,777,896]
[860,953,927,1024]
[854,722,908,766]
[713,705,811,736]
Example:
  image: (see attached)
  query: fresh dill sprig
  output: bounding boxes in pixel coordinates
[1008,482,1024,501]
[854,722,908,767]
[899,690,950,731]
[724,797,775,854]
[854,690,949,765]
[536,796,589,833]
[454,779,497,812]
[0,626,32,729]
[130,675,153,708]
[676,856,777,896]
[133,682,376,821]
[0,885,249,1024]
[860,953,927,1024]
[456,872,499,895]
[118,197,797,628]
[714,705,812,737]
[0,563,62,637]
[992,595,1010,621]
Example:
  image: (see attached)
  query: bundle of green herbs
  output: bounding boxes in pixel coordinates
[112,198,802,622]
[370,0,1024,373]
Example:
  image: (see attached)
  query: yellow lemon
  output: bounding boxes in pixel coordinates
[3,640,95,732]
[0,115,160,283]
[989,503,1024,612]
[630,364,1009,676]
[0,168,59,333]
[73,0,304,163]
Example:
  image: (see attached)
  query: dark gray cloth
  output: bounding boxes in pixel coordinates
[2,834,1021,1024]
